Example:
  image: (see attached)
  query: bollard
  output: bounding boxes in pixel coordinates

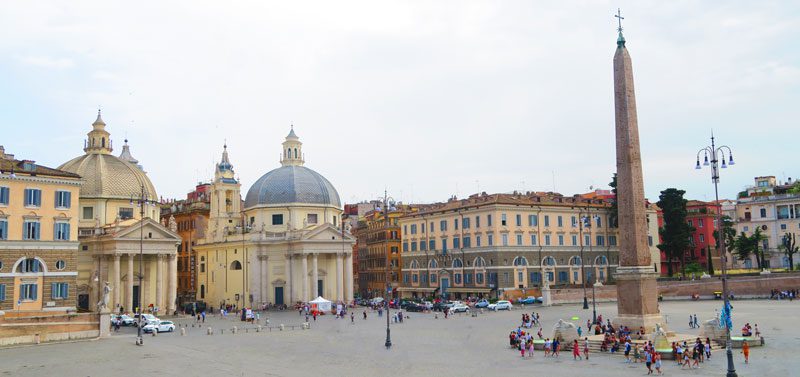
[207,327,213,335]
[152,330,157,337]
[35,334,41,344]
[280,324,285,331]
[181,328,186,336]
[221,329,224,334]
[266,319,270,325]
[233,326,238,334]
[257,325,262,332]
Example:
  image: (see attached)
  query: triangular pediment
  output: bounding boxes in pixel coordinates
[113,218,181,241]
[302,223,355,242]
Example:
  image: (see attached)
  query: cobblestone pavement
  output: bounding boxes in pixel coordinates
[0,299,792,376]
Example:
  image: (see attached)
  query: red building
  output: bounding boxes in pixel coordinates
[657,200,719,275]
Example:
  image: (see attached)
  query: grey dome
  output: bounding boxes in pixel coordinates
[244,166,341,208]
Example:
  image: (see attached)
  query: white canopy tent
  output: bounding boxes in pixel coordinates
[309,296,332,313]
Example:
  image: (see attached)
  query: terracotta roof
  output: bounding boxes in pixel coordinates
[0,156,81,179]
[404,192,613,218]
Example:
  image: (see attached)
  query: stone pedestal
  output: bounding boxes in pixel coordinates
[541,282,552,307]
[99,310,112,337]
[614,266,662,331]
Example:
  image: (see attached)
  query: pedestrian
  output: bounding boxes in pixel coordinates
[741,340,750,363]
[676,343,684,365]
[633,344,641,363]
[754,324,760,338]
[553,338,560,358]
[527,339,534,358]
[681,348,691,369]
[692,344,701,368]
[654,352,663,375]
[362,310,366,320]
[583,337,590,360]
[350,312,354,323]
[624,340,632,362]
[537,327,543,339]
[201,311,206,323]
[693,314,699,328]
[544,338,552,357]
[689,314,694,329]
[577,326,582,337]
[645,349,653,375]
[573,339,582,360]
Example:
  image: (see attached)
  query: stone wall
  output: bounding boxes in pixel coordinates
[550,273,800,304]
[0,312,100,346]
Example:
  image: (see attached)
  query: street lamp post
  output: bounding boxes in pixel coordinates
[377,191,396,349]
[236,214,251,314]
[695,133,737,377]
[578,210,589,310]
[131,184,158,346]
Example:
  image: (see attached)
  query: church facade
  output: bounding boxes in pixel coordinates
[195,128,355,310]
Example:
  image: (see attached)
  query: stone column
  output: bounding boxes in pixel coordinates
[301,254,309,302]
[94,255,102,308]
[112,254,120,310]
[345,252,353,303]
[127,254,134,313]
[311,253,319,298]
[336,253,344,302]
[284,254,293,304]
[156,254,163,315]
[167,254,177,314]
[260,255,269,304]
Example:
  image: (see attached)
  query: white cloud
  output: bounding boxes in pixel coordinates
[14,55,74,69]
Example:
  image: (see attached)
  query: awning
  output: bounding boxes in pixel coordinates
[396,287,437,292]
[446,287,492,293]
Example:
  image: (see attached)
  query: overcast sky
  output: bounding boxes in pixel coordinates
[2,1,798,205]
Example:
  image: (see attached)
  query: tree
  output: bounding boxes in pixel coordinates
[712,215,736,274]
[781,233,798,271]
[734,228,767,269]
[751,228,767,269]
[608,173,618,228]
[656,188,694,277]
[734,232,754,267]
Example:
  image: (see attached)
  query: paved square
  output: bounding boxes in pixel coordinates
[1,300,792,376]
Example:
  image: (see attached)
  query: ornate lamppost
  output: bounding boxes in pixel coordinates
[695,133,737,377]
[376,191,397,348]
[131,184,159,346]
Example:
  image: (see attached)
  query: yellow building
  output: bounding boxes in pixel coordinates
[397,192,661,300]
[58,112,180,314]
[196,128,355,310]
[0,146,81,313]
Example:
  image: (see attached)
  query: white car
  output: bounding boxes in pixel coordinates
[488,300,513,311]
[449,303,469,313]
[142,320,175,333]
[133,313,159,327]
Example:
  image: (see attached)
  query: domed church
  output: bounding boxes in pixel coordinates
[195,128,355,309]
[59,111,180,314]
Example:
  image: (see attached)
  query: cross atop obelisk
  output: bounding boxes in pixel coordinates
[615,8,624,32]
[611,14,663,332]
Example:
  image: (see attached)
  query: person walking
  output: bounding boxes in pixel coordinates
[645,349,653,375]
[573,339,582,360]
[553,338,560,358]
[693,314,699,328]
[654,352,663,375]
[689,314,694,329]
[742,340,750,364]
[583,337,590,360]
[527,339,535,358]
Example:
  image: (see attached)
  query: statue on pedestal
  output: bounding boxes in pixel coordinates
[97,282,112,313]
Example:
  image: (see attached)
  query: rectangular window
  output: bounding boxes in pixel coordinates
[410,224,417,234]
[515,214,522,226]
[54,222,70,241]
[430,222,434,233]
[544,215,550,227]
[596,235,605,246]
[23,220,41,240]
[699,234,705,243]
[545,234,551,246]
[572,235,578,245]
[410,242,418,252]
[501,234,508,246]
[476,235,482,247]
[24,188,42,207]
[760,208,767,218]
[648,235,653,246]
[488,234,494,246]
[20,283,37,301]
[781,224,787,230]
[402,243,408,252]
[557,216,563,227]
[441,239,448,253]
[687,220,693,227]
[476,216,480,228]
[403,225,407,234]
[501,214,507,226]
[440,220,447,231]
[420,241,427,251]
[119,207,134,220]
[429,239,436,251]
[0,187,8,205]
[584,234,591,246]
[307,214,318,224]
[595,216,602,228]
[454,218,458,230]
[412,274,418,283]
[558,235,564,246]
[0,219,7,240]
[743,226,749,232]
[431,274,437,283]
[463,236,471,248]
[529,215,538,227]
[0,284,5,301]
[272,214,284,225]
[609,235,617,246]
[462,217,470,229]
[51,283,69,299]
[571,216,578,228]
[54,190,71,209]
[487,214,492,226]
[82,206,94,220]
[516,234,523,245]
[453,237,460,249]
[476,273,484,284]
[530,234,537,245]
[698,219,704,228]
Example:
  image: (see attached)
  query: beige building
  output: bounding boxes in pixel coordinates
[58,112,180,314]
[0,146,81,313]
[397,192,660,299]
[734,176,800,269]
[195,128,355,310]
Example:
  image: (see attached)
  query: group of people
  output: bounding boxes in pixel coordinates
[688,314,700,329]
[520,312,541,328]
[770,289,796,300]
[672,338,712,369]
[740,322,760,338]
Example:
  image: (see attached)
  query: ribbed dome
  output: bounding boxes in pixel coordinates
[58,153,157,199]
[244,165,340,209]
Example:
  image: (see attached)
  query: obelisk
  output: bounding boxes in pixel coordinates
[612,12,663,331]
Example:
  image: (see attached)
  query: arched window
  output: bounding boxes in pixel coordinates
[230,260,242,270]
[102,138,106,147]
[200,285,205,299]
[473,257,486,268]
[570,256,582,266]
[512,256,528,266]
[287,149,291,158]
[294,148,298,159]
[18,258,42,273]
[201,256,205,262]
[429,259,438,269]
[542,256,556,266]
[410,260,420,269]
[452,258,463,268]
[595,255,608,266]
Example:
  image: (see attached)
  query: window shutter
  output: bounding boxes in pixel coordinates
[35,223,40,240]
[65,192,71,208]
[52,283,58,299]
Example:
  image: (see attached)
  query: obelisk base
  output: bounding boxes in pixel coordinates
[614,266,663,332]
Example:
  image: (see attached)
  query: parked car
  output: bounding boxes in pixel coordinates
[488,300,513,311]
[432,302,450,312]
[133,313,159,327]
[140,320,161,333]
[474,299,490,308]
[421,301,433,310]
[142,320,175,333]
[449,303,469,313]
[116,314,135,326]
[517,296,539,305]
[405,303,425,312]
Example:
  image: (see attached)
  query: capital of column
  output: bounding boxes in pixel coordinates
[258,254,269,261]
